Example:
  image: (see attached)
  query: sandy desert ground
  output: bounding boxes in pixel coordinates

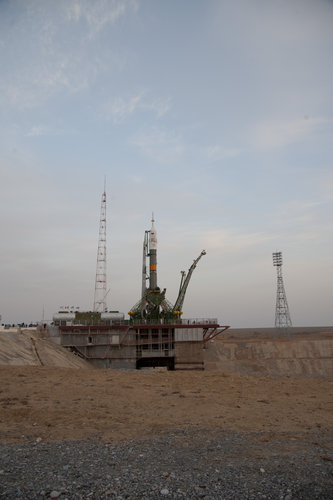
[0,327,332,448]
[1,365,332,445]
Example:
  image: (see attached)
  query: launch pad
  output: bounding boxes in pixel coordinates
[56,316,228,370]
[51,214,229,370]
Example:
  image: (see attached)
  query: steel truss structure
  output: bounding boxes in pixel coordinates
[273,251,292,329]
[93,187,107,312]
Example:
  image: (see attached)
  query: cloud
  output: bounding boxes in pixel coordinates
[203,144,241,161]
[106,92,170,122]
[131,127,183,164]
[316,171,333,202]
[251,116,329,150]
[0,0,138,109]
[126,174,143,184]
[0,45,108,110]
[66,0,139,39]
[201,228,276,254]
[24,125,74,137]
[278,199,324,216]
[272,198,333,243]
[212,0,333,56]
[25,125,49,137]
[275,197,332,225]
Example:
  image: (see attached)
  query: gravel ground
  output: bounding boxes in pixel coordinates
[0,429,332,500]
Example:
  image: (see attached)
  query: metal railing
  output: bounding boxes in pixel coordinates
[55,317,220,328]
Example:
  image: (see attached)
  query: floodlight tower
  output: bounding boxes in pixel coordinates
[93,185,107,312]
[272,251,292,328]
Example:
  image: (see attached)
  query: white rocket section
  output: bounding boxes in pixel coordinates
[149,213,157,250]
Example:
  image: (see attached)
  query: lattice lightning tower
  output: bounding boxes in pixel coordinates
[93,186,107,312]
[272,251,292,328]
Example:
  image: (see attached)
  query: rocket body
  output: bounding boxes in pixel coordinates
[149,216,158,289]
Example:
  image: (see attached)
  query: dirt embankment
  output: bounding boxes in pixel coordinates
[205,328,333,378]
[1,327,332,378]
[0,328,91,369]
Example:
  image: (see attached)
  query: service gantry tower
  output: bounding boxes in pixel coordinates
[93,186,107,312]
[272,251,292,329]
[129,215,206,323]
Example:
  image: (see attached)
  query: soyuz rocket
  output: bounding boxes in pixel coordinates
[133,213,206,321]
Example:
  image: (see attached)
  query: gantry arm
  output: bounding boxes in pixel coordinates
[173,250,206,313]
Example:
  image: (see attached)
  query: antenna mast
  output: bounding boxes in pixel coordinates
[93,183,107,312]
[272,251,292,329]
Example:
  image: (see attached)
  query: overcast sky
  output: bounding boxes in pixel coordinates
[0,0,332,327]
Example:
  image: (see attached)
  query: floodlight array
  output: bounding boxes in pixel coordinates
[272,251,282,267]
